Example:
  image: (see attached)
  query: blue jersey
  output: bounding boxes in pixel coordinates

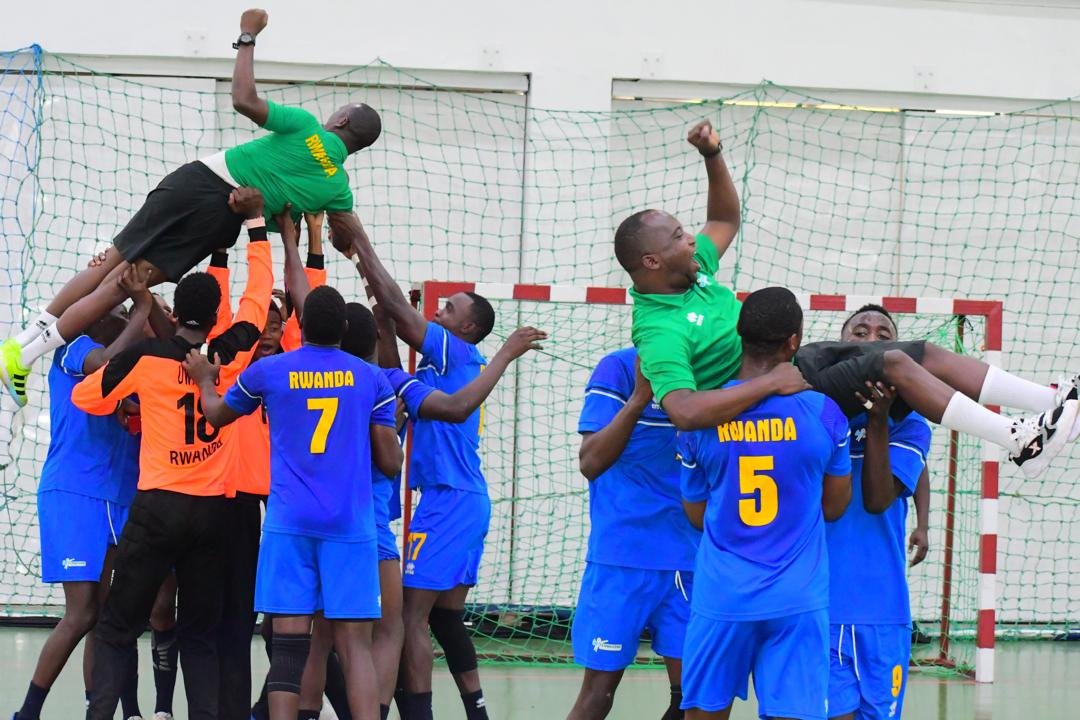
[679,383,851,621]
[371,367,438,522]
[827,412,931,625]
[39,336,140,505]
[578,348,700,571]
[410,322,487,494]
[225,345,396,541]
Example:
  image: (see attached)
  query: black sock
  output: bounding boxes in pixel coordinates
[380,703,391,720]
[661,684,684,720]
[152,626,179,714]
[462,689,489,720]
[16,682,49,720]
[298,711,321,720]
[84,689,92,720]
[120,644,141,719]
[250,679,270,720]
[397,691,434,720]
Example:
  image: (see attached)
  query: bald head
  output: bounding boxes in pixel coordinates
[325,102,382,154]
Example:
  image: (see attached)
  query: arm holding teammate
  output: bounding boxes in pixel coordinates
[80,268,155,375]
[854,381,907,514]
[909,468,931,566]
[579,360,654,481]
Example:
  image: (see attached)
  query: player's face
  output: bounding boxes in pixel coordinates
[256,310,284,360]
[640,212,698,287]
[433,292,476,338]
[145,294,176,337]
[842,311,896,343]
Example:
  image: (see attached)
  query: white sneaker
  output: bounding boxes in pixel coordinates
[153,714,174,720]
[1052,373,1080,441]
[1009,399,1079,478]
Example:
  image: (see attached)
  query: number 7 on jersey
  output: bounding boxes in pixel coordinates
[307,397,339,454]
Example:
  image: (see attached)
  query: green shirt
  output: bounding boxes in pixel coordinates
[629,235,743,402]
[225,101,354,225]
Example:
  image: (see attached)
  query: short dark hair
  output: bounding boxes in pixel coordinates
[347,103,382,150]
[841,303,896,334]
[174,272,221,331]
[301,286,348,346]
[737,286,803,358]
[87,308,127,347]
[465,291,495,343]
[340,302,378,360]
[614,209,655,273]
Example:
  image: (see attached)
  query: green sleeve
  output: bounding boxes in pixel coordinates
[694,233,720,275]
[323,185,354,213]
[635,328,696,403]
[262,100,320,134]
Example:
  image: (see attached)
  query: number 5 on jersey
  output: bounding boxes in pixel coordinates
[738,455,777,527]
[307,397,339,454]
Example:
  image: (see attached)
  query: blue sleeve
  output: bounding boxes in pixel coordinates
[59,336,103,377]
[223,365,263,416]
[888,413,932,497]
[419,321,476,375]
[370,371,397,428]
[822,397,853,477]
[679,432,709,503]
[578,354,632,434]
[387,369,436,418]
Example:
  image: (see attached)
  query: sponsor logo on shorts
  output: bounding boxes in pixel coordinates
[591,637,623,653]
[889,700,898,717]
[405,561,416,576]
[61,557,87,570]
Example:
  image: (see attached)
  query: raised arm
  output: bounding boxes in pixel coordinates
[206,251,234,341]
[328,211,428,350]
[277,206,311,320]
[580,359,653,481]
[231,8,270,126]
[415,327,546,424]
[372,304,404,369]
[661,363,809,430]
[686,120,740,258]
[82,268,155,375]
[909,466,931,566]
[856,382,907,513]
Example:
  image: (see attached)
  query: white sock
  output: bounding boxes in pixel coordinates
[978,365,1057,411]
[14,310,58,347]
[19,321,67,367]
[941,392,1020,453]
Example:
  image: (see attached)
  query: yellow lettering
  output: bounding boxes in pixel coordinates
[730,421,743,442]
[784,417,797,441]
[756,419,770,441]
[345,370,355,387]
[313,372,324,389]
[717,423,731,443]
[289,371,298,389]
[300,372,313,389]
[770,418,783,440]
[744,421,757,443]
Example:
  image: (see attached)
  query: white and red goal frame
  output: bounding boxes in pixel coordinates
[405,281,1004,683]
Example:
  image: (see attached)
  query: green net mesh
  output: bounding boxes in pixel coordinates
[2,47,1077,675]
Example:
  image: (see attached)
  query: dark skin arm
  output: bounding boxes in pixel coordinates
[328,211,428,350]
[277,205,311,319]
[909,467,931,566]
[660,363,810,431]
[82,267,154,374]
[231,8,270,126]
[822,472,853,521]
[416,327,546,423]
[372,304,404,370]
[682,500,705,531]
[579,360,654,481]
[856,381,911,514]
[370,424,404,478]
[686,120,740,258]
[183,352,242,428]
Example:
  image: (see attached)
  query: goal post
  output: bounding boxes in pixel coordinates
[405,280,1002,680]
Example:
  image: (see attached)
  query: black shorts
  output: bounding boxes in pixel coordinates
[112,161,243,282]
[795,340,926,419]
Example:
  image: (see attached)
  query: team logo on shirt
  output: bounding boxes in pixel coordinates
[591,637,623,653]
[686,312,705,326]
[61,557,87,570]
[696,274,711,288]
[854,427,867,442]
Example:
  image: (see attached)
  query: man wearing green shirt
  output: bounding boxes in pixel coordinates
[3,8,380,408]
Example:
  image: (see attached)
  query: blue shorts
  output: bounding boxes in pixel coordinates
[255,531,381,620]
[681,608,830,720]
[571,563,692,670]
[402,485,491,591]
[38,490,128,583]
[828,623,911,720]
[373,479,400,562]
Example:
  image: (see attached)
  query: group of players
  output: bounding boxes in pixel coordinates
[4,8,1079,720]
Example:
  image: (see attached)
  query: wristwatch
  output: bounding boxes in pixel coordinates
[232,32,256,49]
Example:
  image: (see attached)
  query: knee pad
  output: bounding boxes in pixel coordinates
[266,633,311,694]
[428,607,477,674]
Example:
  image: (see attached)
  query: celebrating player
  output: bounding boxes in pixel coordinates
[620,119,1078,477]
[678,287,853,720]
[1,7,381,408]
[185,284,403,720]
[566,347,699,720]
[825,305,933,720]
[70,187,272,720]
[337,213,497,720]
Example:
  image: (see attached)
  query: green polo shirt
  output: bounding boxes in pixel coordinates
[629,235,743,402]
[225,101,354,224]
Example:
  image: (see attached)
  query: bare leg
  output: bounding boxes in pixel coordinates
[333,620,379,720]
[919,343,991,402]
[662,657,683,720]
[373,559,404,706]
[44,248,126,317]
[566,668,624,720]
[82,547,117,691]
[686,708,730,720]
[400,587,440,694]
[33,581,100,690]
[54,259,166,340]
[298,613,332,714]
[881,350,959,423]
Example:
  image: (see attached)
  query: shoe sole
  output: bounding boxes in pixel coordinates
[0,360,26,408]
[1020,400,1080,479]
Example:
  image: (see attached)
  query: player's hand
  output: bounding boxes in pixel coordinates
[229,187,265,219]
[118,264,153,306]
[394,398,407,432]
[908,527,930,567]
[499,326,547,360]
[768,363,811,395]
[240,8,268,36]
[87,250,109,269]
[182,349,221,386]
[687,120,721,156]
[631,357,654,407]
[274,203,300,246]
[304,211,325,253]
[271,288,292,319]
[855,381,896,423]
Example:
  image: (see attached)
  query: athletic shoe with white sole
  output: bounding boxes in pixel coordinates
[1009,398,1079,478]
[1051,373,1080,442]
[153,713,174,720]
[0,338,29,408]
